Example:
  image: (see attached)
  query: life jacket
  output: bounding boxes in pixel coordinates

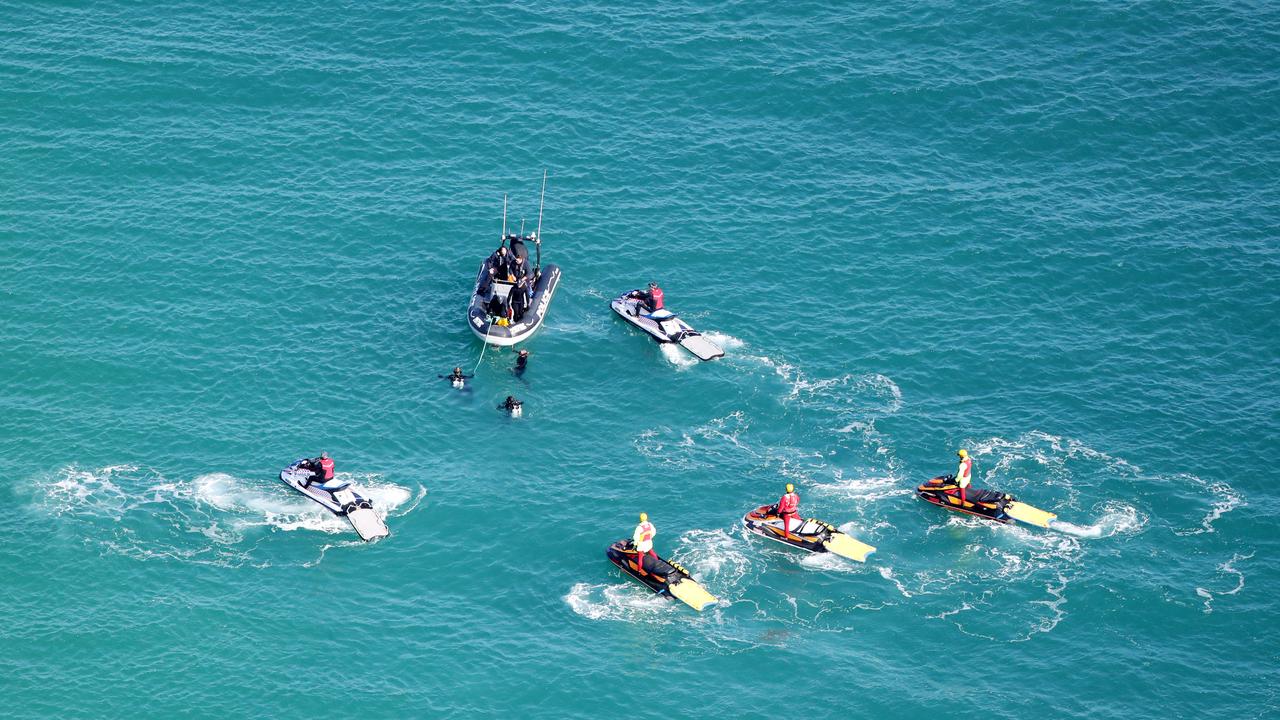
[778,492,800,515]
[633,522,655,551]
[650,287,664,310]
[956,457,972,487]
[320,457,335,480]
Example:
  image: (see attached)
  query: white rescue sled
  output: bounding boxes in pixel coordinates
[610,291,724,361]
[279,459,390,542]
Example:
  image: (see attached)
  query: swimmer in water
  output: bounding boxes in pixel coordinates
[440,367,473,386]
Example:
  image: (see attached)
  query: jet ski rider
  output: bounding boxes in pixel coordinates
[772,483,800,539]
[955,449,972,505]
[629,282,664,314]
[633,512,658,575]
[302,451,335,488]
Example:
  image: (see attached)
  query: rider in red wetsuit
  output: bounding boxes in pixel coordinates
[774,483,800,538]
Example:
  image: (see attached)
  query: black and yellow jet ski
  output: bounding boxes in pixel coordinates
[605,540,718,611]
[741,505,876,562]
[916,475,1057,528]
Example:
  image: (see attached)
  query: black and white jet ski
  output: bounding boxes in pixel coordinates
[742,505,876,562]
[916,475,1057,528]
[467,172,561,346]
[605,539,718,611]
[609,291,724,361]
[279,459,390,542]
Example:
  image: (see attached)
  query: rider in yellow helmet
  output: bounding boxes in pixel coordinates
[955,449,972,505]
[632,512,657,575]
[774,483,800,538]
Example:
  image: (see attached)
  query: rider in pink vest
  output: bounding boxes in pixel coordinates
[775,483,800,538]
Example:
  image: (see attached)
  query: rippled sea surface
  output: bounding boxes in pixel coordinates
[3,2,1277,718]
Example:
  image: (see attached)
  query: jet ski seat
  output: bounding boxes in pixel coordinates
[963,488,1006,505]
[315,479,351,492]
[648,309,675,320]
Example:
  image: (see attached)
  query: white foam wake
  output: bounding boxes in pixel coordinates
[564,582,671,622]
[659,342,699,367]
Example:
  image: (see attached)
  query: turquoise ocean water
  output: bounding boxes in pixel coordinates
[3,2,1277,717]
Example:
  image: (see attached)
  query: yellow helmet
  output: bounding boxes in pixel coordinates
[785,483,795,493]
[639,512,648,522]
[957,449,968,458]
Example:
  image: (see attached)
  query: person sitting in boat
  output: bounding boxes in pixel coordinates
[489,246,512,280]
[628,282,664,314]
[478,265,497,297]
[633,512,658,575]
[487,289,510,319]
[770,483,801,539]
[954,449,973,505]
[302,452,336,488]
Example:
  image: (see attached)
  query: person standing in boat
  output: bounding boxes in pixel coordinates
[772,483,801,539]
[632,512,658,575]
[955,449,973,505]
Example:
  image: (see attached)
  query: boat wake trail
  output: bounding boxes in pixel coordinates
[30,464,423,566]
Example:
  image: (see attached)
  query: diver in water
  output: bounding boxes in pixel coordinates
[514,349,530,376]
[439,367,473,386]
[954,449,972,505]
[302,451,335,488]
[770,483,801,539]
[632,512,658,575]
[500,395,522,414]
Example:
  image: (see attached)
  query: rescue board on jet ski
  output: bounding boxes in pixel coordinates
[280,460,390,542]
[609,292,724,361]
[605,540,718,611]
[916,475,1057,529]
[741,506,876,562]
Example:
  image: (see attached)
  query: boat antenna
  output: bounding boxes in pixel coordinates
[534,169,547,272]
[501,194,508,247]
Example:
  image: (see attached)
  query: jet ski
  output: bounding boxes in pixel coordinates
[467,172,561,346]
[610,291,724,361]
[279,459,390,542]
[742,505,876,562]
[916,475,1057,528]
[605,539,718,611]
